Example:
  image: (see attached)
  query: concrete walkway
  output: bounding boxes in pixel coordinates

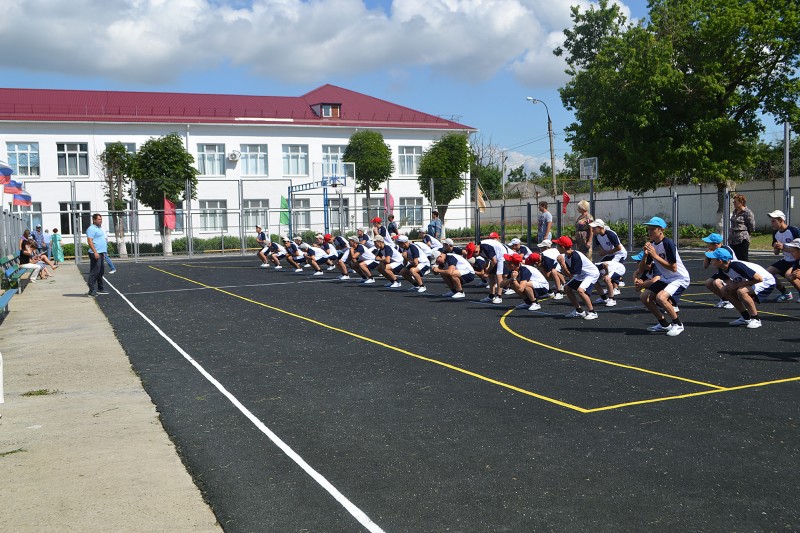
[0,265,220,532]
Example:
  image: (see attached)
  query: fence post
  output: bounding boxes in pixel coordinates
[500,204,506,242]
[627,196,634,252]
[474,180,481,244]
[238,179,245,256]
[556,200,562,238]
[722,188,731,245]
[672,191,679,244]
[526,203,532,247]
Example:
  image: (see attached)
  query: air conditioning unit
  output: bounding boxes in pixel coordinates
[228,150,241,162]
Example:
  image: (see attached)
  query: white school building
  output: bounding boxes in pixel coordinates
[0,84,475,251]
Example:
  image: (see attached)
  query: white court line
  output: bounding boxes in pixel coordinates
[103,278,385,533]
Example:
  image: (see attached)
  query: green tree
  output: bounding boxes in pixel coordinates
[469,134,503,199]
[98,142,135,258]
[557,0,800,219]
[417,133,471,221]
[343,130,394,222]
[132,133,199,256]
[506,165,529,183]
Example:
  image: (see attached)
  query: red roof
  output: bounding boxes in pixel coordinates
[0,84,474,131]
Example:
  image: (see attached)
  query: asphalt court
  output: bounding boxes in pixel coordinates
[92,251,800,531]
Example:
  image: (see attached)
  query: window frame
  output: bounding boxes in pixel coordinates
[57,142,89,177]
[199,199,228,232]
[6,142,40,177]
[398,146,422,176]
[197,144,226,176]
[240,144,269,176]
[398,196,423,226]
[282,144,309,176]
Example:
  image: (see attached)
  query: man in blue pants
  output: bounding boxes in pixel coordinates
[86,213,108,297]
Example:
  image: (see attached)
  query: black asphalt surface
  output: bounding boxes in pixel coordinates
[90,251,800,532]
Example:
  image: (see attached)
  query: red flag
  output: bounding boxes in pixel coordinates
[562,191,571,214]
[164,197,176,230]
[384,188,395,216]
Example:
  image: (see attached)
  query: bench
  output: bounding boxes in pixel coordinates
[1,253,32,293]
[0,288,17,316]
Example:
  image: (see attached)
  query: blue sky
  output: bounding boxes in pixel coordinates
[0,0,788,175]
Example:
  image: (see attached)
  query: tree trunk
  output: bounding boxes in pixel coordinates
[115,215,129,259]
[716,180,736,232]
[162,227,173,256]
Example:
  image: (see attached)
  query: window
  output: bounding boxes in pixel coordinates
[197,144,225,176]
[11,202,42,230]
[59,201,92,234]
[240,145,268,176]
[329,198,350,229]
[399,197,423,226]
[108,201,133,235]
[292,198,311,230]
[104,142,136,154]
[282,145,308,176]
[362,197,385,226]
[199,200,228,231]
[7,142,40,177]
[152,201,185,232]
[243,199,269,230]
[321,104,340,118]
[321,145,346,178]
[398,146,422,175]
[57,143,89,176]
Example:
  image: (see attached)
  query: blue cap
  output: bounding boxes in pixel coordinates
[701,233,723,244]
[631,251,644,261]
[705,248,732,261]
[644,216,667,228]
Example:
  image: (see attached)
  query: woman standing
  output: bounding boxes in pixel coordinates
[574,200,594,257]
[51,228,65,265]
[729,194,755,261]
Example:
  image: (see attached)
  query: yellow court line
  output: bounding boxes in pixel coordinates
[148,266,591,413]
[680,297,800,319]
[500,309,725,390]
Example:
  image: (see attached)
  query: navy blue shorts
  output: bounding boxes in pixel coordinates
[460,273,475,285]
[770,258,794,275]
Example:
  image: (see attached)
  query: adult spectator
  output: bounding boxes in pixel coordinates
[767,210,800,301]
[43,228,52,258]
[18,239,42,282]
[573,200,593,255]
[86,213,109,297]
[729,194,755,261]
[537,201,553,243]
[51,228,64,266]
[31,224,45,252]
[387,214,399,236]
[427,210,443,239]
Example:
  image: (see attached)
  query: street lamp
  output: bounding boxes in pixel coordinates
[526,97,557,196]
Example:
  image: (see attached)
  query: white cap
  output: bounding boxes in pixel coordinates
[373,234,385,242]
[537,239,552,248]
[784,238,800,249]
[443,238,454,246]
[589,219,605,228]
[282,235,290,241]
[299,243,309,250]
[397,235,409,243]
[347,235,359,241]
[768,210,786,220]
[509,238,521,245]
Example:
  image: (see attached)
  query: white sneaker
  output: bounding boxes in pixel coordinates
[605,299,617,307]
[566,310,587,318]
[304,264,312,268]
[594,297,606,304]
[274,265,283,269]
[613,288,620,296]
[618,281,626,287]
[666,324,684,336]
[746,318,762,329]
[491,296,502,304]
[724,302,734,309]
[553,293,564,300]
[442,291,455,297]
[417,285,427,293]
[528,302,542,311]
[294,268,303,273]
[260,264,269,268]
[407,286,419,292]
[515,303,530,309]
[312,271,324,276]
[729,317,748,326]
[390,281,402,288]
[451,292,465,299]
[647,323,672,333]
[338,275,350,280]
[363,278,375,284]
[108,269,116,274]
[480,296,493,303]
[584,311,599,320]
[326,265,336,271]
[503,288,515,296]
[715,299,727,308]
[672,306,680,313]
[384,282,394,287]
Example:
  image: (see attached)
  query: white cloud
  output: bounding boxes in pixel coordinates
[0,0,636,87]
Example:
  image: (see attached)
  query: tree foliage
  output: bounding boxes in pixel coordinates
[469,133,503,199]
[557,0,800,196]
[343,130,394,193]
[132,132,198,211]
[99,142,135,257]
[417,133,471,220]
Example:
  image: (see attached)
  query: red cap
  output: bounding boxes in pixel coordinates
[465,242,477,258]
[324,233,332,241]
[488,232,500,239]
[391,234,399,240]
[503,253,524,264]
[525,253,541,265]
[552,236,573,248]
[371,217,382,223]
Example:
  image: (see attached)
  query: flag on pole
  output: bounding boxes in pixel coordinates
[562,190,571,214]
[384,188,394,215]
[0,161,13,184]
[279,196,290,225]
[4,180,23,194]
[164,197,176,230]
[476,182,487,213]
[13,191,32,207]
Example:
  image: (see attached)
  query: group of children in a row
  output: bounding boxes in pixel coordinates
[252,210,800,337]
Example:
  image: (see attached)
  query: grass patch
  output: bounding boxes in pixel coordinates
[21,389,59,397]
[750,233,776,250]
